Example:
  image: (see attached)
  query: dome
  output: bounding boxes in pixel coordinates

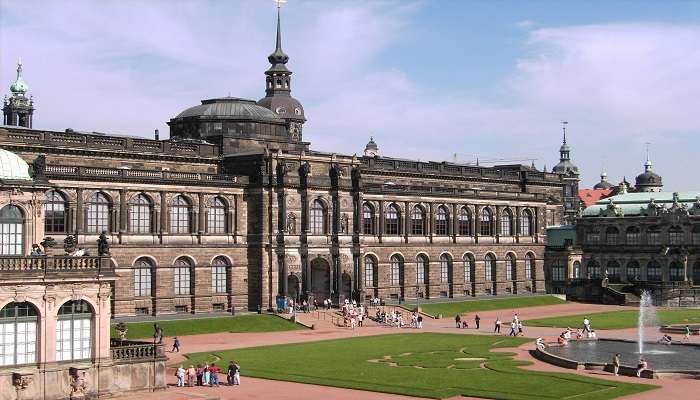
[10,61,28,94]
[0,149,31,180]
[593,172,613,190]
[552,160,578,174]
[635,160,663,188]
[257,95,305,122]
[175,97,283,122]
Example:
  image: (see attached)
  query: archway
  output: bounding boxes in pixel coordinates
[341,272,351,301]
[310,258,331,301]
[287,274,301,303]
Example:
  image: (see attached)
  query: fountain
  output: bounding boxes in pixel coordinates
[638,290,658,354]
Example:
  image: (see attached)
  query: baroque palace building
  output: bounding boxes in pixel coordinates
[0,7,571,322]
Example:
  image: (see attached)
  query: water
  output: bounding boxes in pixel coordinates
[638,291,658,354]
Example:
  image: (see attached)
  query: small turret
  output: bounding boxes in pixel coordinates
[3,58,35,128]
[364,137,379,157]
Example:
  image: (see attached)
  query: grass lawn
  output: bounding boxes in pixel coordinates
[184,333,655,400]
[526,309,700,330]
[111,314,303,339]
[406,295,566,317]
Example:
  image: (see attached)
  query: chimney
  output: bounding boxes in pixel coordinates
[154,129,159,140]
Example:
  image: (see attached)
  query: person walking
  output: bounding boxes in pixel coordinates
[517,320,523,336]
[176,365,186,387]
[455,315,461,328]
[509,320,517,336]
[475,314,480,329]
[684,325,691,340]
[171,336,180,353]
[612,353,621,376]
[495,317,502,333]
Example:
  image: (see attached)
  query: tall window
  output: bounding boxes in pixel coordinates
[626,226,641,245]
[0,302,37,366]
[364,256,376,287]
[606,227,619,245]
[500,209,513,236]
[129,194,151,233]
[385,204,400,235]
[390,255,402,286]
[485,254,496,281]
[45,190,67,233]
[587,260,601,278]
[87,192,110,233]
[572,260,581,279]
[170,195,191,234]
[174,257,192,295]
[647,260,661,281]
[480,208,493,236]
[211,256,228,293]
[586,230,600,244]
[694,261,700,283]
[669,261,684,281]
[435,206,449,235]
[520,210,533,236]
[56,300,92,361]
[362,203,374,235]
[207,197,227,234]
[439,254,450,283]
[551,263,566,281]
[133,258,153,297]
[647,227,660,245]
[692,226,700,245]
[0,205,23,255]
[458,207,471,235]
[607,261,621,282]
[463,254,474,282]
[505,254,516,281]
[626,261,640,280]
[310,200,326,235]
[525,253,535,280]
[411,206,425,235]
[669,226,684,245]
[416,255,427,284]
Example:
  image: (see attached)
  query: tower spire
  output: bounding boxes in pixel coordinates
[562,121,568,144]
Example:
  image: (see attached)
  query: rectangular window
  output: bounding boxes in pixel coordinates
[669,230,684,245]
[485,263,493,281]
[416,261,425,284]
[647,231,660,245]
[364,262,374,287]
[525,259,533,280]
[175,305,189,313]
[626,231,640,245]
[362,209,373,235]
[586,232,600,244]
[506,263,513,281]
[87,203,110,233]
[440,262,449,283]
[174,267,191,295]
[647,265,661,281]
[135,307,149,315]
[411,218,424,235]
[551,266,566,282]
[692,231,700,245]
[207,209,226,234]
[606,232,618,245]
[0,222,23,255]
[463,260,472,282]
[213,303,225,312]
[391,263,400,286]
[212,266,227,294]
[134,268,151,297]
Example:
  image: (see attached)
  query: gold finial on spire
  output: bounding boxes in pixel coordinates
[274,0,287,9]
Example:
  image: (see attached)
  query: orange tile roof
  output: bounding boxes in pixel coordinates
[578,188,614,207]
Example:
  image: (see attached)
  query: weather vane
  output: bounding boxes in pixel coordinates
[274,0,287,8]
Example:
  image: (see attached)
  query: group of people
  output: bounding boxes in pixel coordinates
[376,308,423,329]
[175,361,241,387]
[454,314,481,330]
[341,301,366,328]
[493,313,522,336]
[611,353,648,378]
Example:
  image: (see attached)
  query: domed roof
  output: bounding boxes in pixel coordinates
[552,160,578,174]
[0,149,31,180]
[257,95,305,121]
[635,160,662,187]
[175,97,283,122]
[10,60,28,94]
[593,172,613,190]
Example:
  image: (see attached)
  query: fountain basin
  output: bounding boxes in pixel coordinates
[534,339,700,379]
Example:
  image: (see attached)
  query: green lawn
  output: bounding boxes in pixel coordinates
[406,295,566,317]
[184,333,655,400]
[526,309,700,330]
[111,314,303,339]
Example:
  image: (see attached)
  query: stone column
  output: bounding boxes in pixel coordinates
[198,193,206,234]
[428,203,434,242]
[119,189,128,234]
[160,191,168,237]
[515,206,521,243]
[75,188,84,233]
[452,203,458,242]
[404,201,410,242]
[378,200,385,240]
[473,204,480,244]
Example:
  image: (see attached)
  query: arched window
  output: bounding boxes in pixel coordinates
[525,253,535,280]
[572,260,581,279]
[586,230,600,244]
[45,190,67,233]
[439,254,451,283]
[211,256,229,293]
[390,255,402,286]
[0,205,24,255]
[56,300,92,361]
[520,209,533,236]
[505,253,516,281]
[385,204,400,235]
[411,206,426,235]
[587,260,601,278]
[647,260,661,281]
[310,200,326,235]
[692,226,700,245]
[500,209,513,236]
[364,256,376,287]
[174,257,193,295]
[484,254,496,282]
[435,206,449,236]
[0,302,38,366]
[87,192,110,233]
[133,258,153,297]
[626,226,641,245]
[606,227,619,245]
[416,254,427,284]
[463,254,474,282]
[607,260,621,282]
[626,261,640,280]
[693,261,700,283]
[458,207,471,236]
[170,195,191,234]
[129,194,151,233]
[669,261,684,281]
[207,197,227,234]
[362,203,374,235]
[646,226,660,245]
[480,208,493,236]
[668,226,684,245]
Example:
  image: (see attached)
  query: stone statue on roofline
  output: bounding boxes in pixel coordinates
[64,235,77,254]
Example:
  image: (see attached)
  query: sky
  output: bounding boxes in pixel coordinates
[1,0,699,190]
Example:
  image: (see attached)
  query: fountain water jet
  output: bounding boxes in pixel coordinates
[638,290,658,354]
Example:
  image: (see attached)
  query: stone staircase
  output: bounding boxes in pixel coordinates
[604,283,641,306]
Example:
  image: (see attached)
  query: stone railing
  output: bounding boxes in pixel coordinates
[0,256,113,277]
[44,165,245,185]
[110,339,166,362]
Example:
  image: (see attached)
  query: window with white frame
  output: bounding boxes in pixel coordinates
[385,204,400,235]
[416,255,426,284]
[525,253,534,280]
[458,207,471,235]
[170,195,191,234]
[439,255,450,283]
[207,197,227,234]
[310,200,326,235]
[45,190,67,233]
[480,208,493,236]
[505,254,516,281]
[87,192,110,233]
[626,226,641,245]
[0,205,23,255]
[390,256,401,286]
[411,206,425,235]
[520,210,532,236]
[211,257,228,293]
[174,257,192,295]
[647,260,661,281]
[0,302,37,366]
[56,301,92,361]
[364,256,375,287]
[362,204,374,235]
[435,206,448,235]
[133,258,153,297]
[129,194,151,233]
[500,210,512,236]
[485,254,495,281]
[463,254,473,282]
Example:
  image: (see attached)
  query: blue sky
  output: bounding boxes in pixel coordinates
[1,0,698,190]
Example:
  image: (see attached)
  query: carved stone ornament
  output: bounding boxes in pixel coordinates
[12,373,33,390]
[285,254,298,264]
[69,367,88,398]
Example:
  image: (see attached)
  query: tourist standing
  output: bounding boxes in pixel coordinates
[509,321,517,336]
[232,361,241,385]
[612,353,620,376]
[475,314,480,329]
[176,365,185,387]
[209,363,220,386]
[203,364,211,386]
[171,336,180,353]
[417,314,423,329]
[186,365,196,387]
[517,320,523,336]
[196,364,204,386]
[636,358,647,377]
[583,316,591,333]
[455,315,461,328]
[495,317,502,333]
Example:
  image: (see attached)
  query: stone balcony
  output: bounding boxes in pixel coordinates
[110,339,167,363]
[0,256,115,280]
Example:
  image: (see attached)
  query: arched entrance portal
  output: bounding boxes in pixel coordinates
[287,274,301,303]
[310,258,331,302]
[341,272,351,301]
